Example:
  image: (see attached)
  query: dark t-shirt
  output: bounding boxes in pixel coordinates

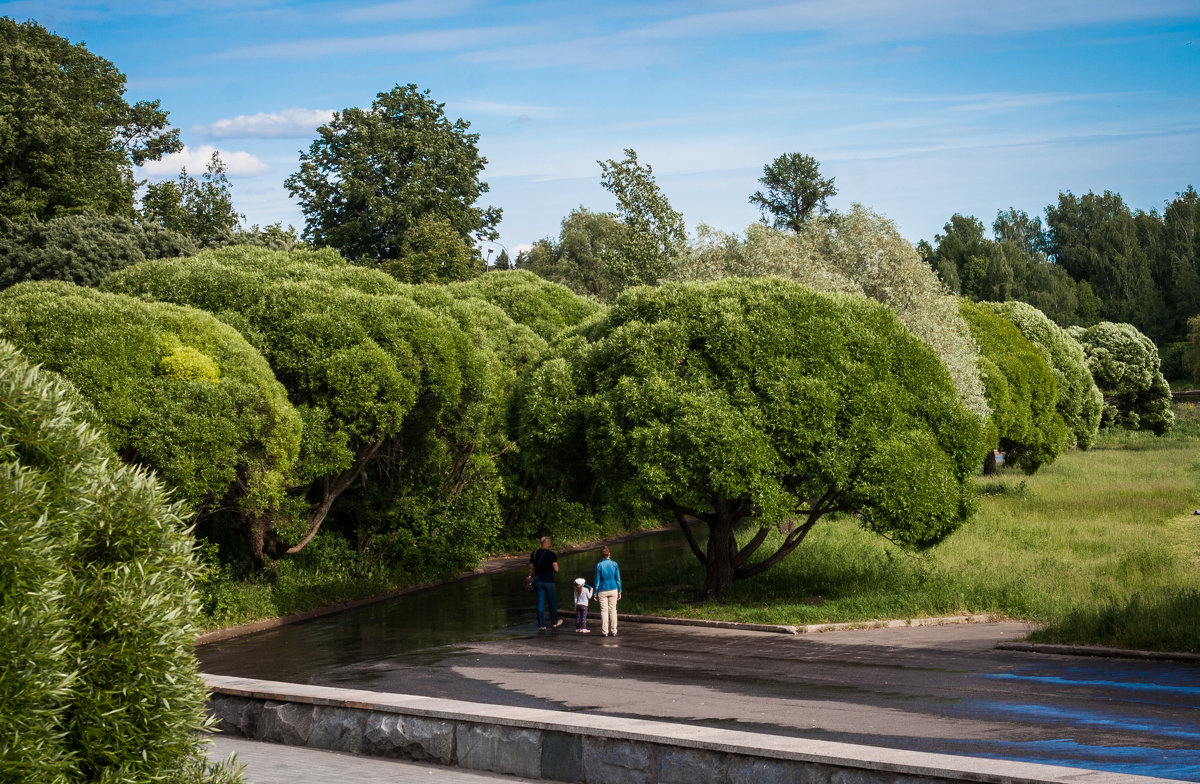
[530,548,557,581]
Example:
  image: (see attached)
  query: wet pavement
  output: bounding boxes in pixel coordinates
[200,616,1200,781]
[197,531,1200,781]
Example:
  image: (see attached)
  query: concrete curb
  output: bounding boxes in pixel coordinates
[619,612,1005,636]
[204,674,1178,784]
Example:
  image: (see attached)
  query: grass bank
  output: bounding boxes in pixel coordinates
[620,406,1200,652]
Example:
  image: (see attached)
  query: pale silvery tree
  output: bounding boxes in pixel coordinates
[677,204,990,423]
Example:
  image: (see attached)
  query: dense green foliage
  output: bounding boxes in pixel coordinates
[922,187,1199,355]
[0,212,196,288]
[518,207,625,300]
[514,278,984,596]
[380,213,481,283]
[676,206,990,423]
[1047,191,1161,330]
[959,299,1065,472]
[749,152,837,230]
[1069,321,1174,434]
[0,341,238,783]
[986,300,1102,450]
[0,17,181,221]
[0,281,302,559]
[104,248,541,573]
[285,84,499,263]
[520,151,685,301]
[920,212,1102,327]
[446,269,603,341]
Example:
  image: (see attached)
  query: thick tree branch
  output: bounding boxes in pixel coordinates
[285,441,383,555]
[658,495,708,564]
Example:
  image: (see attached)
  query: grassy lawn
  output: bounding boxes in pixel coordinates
[621,406,1200,652]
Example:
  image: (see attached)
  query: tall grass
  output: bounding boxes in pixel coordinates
[622,407,1200,651]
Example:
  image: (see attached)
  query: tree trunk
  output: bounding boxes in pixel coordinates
[702,512,737,597]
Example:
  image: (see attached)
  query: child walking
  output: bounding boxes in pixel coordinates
[573,577,593,633]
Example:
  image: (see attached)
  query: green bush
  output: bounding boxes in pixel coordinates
[0,340,240,783]
[447,269,603,341]
[960,299,1066,472]
[1070,321,1174,434]
[0,281,302,562]
[986,300,1102,449]
[104,248,512,568]
[0,213,196,289]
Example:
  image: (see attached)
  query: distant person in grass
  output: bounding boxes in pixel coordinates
[529,536,562,631]
[593,546,623,637]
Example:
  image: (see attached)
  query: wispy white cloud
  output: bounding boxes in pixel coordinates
[622,0,1200,43]
[451,99,559,120]
[139,145,271,177]
[215,25,532,60]
[334,0,481,23]
[196,108,335,139]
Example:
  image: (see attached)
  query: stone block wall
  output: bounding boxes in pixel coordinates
[205,675,1170,784]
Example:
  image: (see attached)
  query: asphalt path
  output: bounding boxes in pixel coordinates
[200,619,1200,781]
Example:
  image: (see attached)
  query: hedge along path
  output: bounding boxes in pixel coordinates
[103,248,599,566]
[959,298,1066,474]
[986,300,1102,451]
[104,247,473,560]
[0,341,240,783]
[0,280,302,565]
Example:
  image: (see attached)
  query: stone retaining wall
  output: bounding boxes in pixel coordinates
[205,674,1174,784]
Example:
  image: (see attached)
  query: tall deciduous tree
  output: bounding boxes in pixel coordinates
[598,149,686,293]
[1148,187,1200,341]
[514,278,983,597]
[141,151,243,247]
[1046,190,1166,339]
[921,211,1101,328]
[749,153,837,231]
[284,83,500,263]
[0,17,181,221]
[518,207,625,300]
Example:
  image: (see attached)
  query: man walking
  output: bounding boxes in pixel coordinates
[529,536,562,631]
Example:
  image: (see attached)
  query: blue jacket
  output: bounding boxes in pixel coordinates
[593,557,622,593]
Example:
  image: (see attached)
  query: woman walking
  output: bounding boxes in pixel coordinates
[592,546,622,637]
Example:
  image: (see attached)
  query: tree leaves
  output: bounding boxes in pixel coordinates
[284,84,499,263]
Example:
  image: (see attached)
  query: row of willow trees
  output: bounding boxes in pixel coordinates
[0,209,1173,597]
[0,225,1173,784]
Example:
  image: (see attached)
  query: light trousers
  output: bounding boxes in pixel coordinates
[597,589,619,635]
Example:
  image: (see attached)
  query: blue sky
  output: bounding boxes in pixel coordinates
[6,1,1199,253]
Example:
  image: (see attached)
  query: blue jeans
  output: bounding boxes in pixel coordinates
[535,579,558,628]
